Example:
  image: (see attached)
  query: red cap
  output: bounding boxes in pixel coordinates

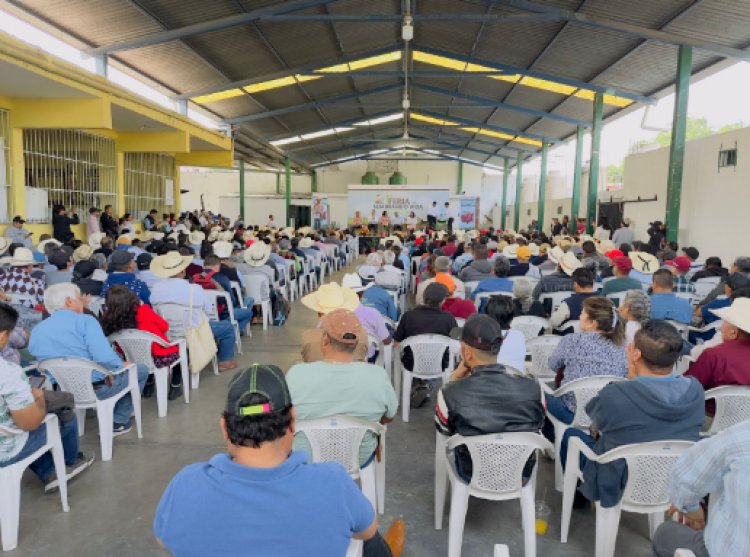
[245,239,255,248]
[613,256,632,272]
[666,256,691,273]
[415,237,425,246]
[605,249,624,261]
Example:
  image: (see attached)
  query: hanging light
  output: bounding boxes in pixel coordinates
[402,16,414,41]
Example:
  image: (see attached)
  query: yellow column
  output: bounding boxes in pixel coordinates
[116,151,125,215]
[173,162,181,214]
[10,128,25,217]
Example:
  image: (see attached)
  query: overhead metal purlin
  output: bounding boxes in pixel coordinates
[571,125,584,220]
[665,46,692,244]
[85,0,340,56]
[537,143,548,231]
[514,153,523,230]
[587,92,604,234]
[501,159,509,230]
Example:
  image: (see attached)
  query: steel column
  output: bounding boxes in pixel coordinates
[571,125,584,219]
[666,46,692,243]
[514,153,523,230]
[537,143,548,231]
[501,159,509,229]
[587,93,604,234]
[285,157,292,226]
[239,160,245,221]
[457,161,464,194]
[276,172,281,194]
[311,170,317,193]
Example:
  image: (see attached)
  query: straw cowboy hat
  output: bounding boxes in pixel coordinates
[243,242,271,267]
[73,244,94,263]
[150,251,193,278]
[299,237,314,249]
[547,246,565,265]
[711,298,750,333]
[141,230,153,242]
[281,227,295,238]
[301,282,359,314]
[383,235,402,246]
[597,240,615,255]
[211,225,222,233]
[342,272,372,293]
[0,238,11,255]
[559,252,583,276]
[9,247,36,267]
[208,230,220,242]
[37,238,61,253]
[212,241,233,259]
[502,244,518,259]
[88,232,106,249]
[189,230,205,244]
[629,252,659,274]
[151,232,165,241]
[528,243,540,256]
[298,226,313,236]
[219,231,234,242]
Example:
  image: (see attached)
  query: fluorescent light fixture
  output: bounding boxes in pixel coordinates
[423,149,441,155]
[369,149,390,155]
[353,113,403,126]
[270,136,302,147]
[301,127,352,140]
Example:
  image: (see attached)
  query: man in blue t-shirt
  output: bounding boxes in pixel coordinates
[154,364,404,557]
[650,269,693,325]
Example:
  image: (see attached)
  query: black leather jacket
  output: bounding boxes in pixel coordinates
[438,363,545,478]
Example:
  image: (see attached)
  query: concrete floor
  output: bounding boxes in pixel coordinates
[12,261,655,557]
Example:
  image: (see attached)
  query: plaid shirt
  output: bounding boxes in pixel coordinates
[673,274,696,294]
[0,268,45,308]
[669,421,750,557]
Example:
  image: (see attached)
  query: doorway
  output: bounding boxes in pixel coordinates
[290,205,310,227]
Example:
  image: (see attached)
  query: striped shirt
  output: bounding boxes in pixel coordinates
[673,275,696,294]
[668,420,750,557]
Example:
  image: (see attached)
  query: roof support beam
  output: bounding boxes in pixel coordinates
[411,83,589,127]
[414,45,655,104]
[412,109,559,144]
[226,83,402,124]
[85,0,339,56]
[499,0,750,61]
[248,13,558,22]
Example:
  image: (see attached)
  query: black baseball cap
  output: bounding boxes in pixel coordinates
[48,249,71,269]
[226,364,291,416]
[136,252,153,271]
[450,314,504,354]
[12,216,25,223]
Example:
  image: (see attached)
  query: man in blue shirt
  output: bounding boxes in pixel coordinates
[28,283,149,435]
[650,269,693,324]
[154,364,404,557]
[471,257,514,312]
[201,254,253,334]
[102,250,151,304]
[356,273,399,322]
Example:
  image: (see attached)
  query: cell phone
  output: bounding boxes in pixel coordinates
[28,375,46,389]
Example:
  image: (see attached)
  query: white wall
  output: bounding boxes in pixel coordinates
[617,125,750,264]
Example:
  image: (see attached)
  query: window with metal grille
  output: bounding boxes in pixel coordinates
[124,153,175,221]
[23,129,117,223]
[0,109,11,222]
[718,147,737,169]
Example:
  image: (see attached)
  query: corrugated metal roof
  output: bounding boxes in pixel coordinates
[8,0,750,168]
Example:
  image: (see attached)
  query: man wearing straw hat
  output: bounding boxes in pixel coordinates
[0,247,45,307]
[532,249,579,302]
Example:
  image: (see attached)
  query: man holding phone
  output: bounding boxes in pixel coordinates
[0,303,94,492]
[5,216,33,248]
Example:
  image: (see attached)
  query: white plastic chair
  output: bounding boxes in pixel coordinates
[435,432,553,557]
[394,334,455,422]
[153,303,219,383]
[540,376,627,491]
[0,415,69,551]
[674,551,697,557]
[693,277,721,299]
[109,330,189,417]
[511,316,549,341]
[229,281,246,308]
[561,438,694,557]
[242,273,272,331]
[680,320,721,343]
[346,539,363,557]
[463,281,479,299]
[87,295,105,316]
[675,292,697,307]
[203,290,244,353]
[295,416,387,515]
[525,335,562,380]
[494,545,510,557]
[540,291,573,313]
[37,358,142,462]
[704,385,750,435]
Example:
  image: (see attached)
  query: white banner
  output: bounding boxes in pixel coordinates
[347,184,450,226]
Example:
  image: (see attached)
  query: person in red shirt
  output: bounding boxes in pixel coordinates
[101,285,183,401]
[687,298,750,413]
[436,273,477,319]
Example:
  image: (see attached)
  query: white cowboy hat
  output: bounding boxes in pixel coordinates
[219,231,234,242]
[281,227,295,238]
[298,226,313,236]
[208,231,220,242]
[9,247,35,267]
[88,233,107,249]
[189,230,205,244]
[547,246,565,265]
[597,240,615,255]
[0,237,11,255]
[502,244,518,259]
[151,232,165,241]
[414,231,426,239]
[711,298,750,333]
[243,242,271,267]
[299,237,314,249]
[342,272,372,293]
[579,234,594,242]
[212,241,233,259]
[37,238,62,254]
[301,282,359,314]
[150,251,193,278]
[242,230,256,241]
[528,243,540,256]
[210,226,222,233]
[629,252,659,274]
[383,235,402,246]
[560,252,583,276]
[73,244,94,263]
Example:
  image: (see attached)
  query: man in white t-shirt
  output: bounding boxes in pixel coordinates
[426,202,438,230]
